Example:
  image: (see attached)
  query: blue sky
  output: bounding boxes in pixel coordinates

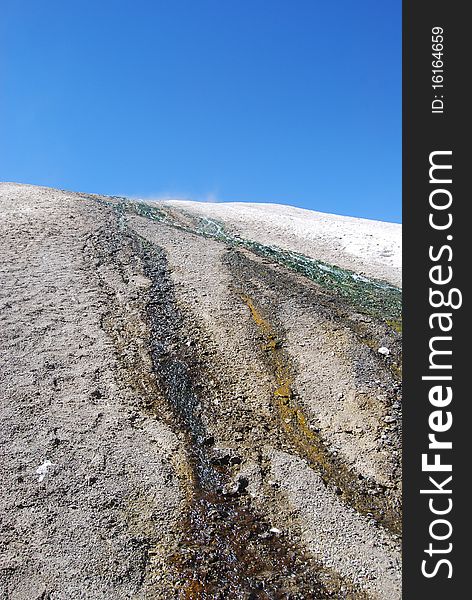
[0,1,401,222]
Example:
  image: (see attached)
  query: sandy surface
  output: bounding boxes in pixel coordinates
[0,183,185,598]
[1,183,402,599]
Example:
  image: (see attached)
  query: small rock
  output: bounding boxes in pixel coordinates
[378,347,390,356]
[35,460,54,482]
[221,476,248,496]
[211,449,241,467]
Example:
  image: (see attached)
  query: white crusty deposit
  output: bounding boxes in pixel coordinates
[160,199,402,287]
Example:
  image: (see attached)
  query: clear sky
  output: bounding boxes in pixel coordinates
[0,1,401,222]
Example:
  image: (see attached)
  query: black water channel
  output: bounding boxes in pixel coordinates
[137,236,338,599]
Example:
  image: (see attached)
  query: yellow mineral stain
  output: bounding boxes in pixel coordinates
[240,293,402,535]
[182,580,204,599]
[241,294,326,465]
[386,318,403,334]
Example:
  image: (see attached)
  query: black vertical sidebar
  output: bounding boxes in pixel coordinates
[403,1,468,598]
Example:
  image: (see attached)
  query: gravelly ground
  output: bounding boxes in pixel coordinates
[1,183,402,600]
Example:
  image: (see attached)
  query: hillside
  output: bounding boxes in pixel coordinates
[161,199,401,288]
[0,183,402,600]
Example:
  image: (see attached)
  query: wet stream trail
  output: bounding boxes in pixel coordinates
[135,236,347,599]
[225,251,402,537]
[93,197,401,598]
